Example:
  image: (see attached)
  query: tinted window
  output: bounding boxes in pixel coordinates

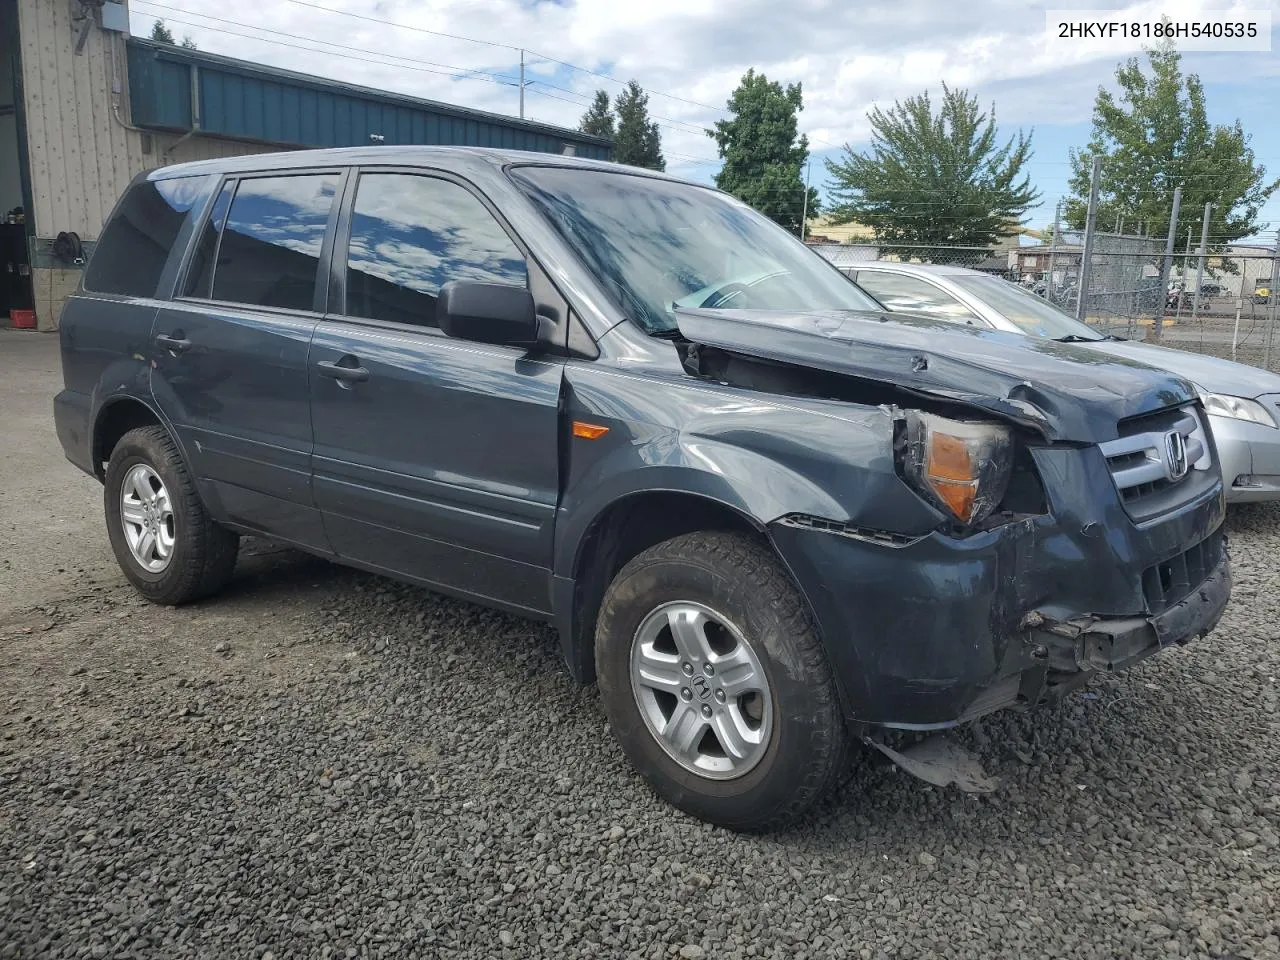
[345,173,527,326]
[854,271,980,323]
[84,175,214,296]
[211,174,339,311]
[182,182,235,299]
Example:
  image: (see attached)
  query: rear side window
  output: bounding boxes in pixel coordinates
[182,182,235,300]
[84,175,214,297]
[207,174,340,311]
[344,173,527,326]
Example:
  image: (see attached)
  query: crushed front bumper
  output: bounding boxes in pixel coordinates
[768,471,1228,730]
[1028,553,1230,675]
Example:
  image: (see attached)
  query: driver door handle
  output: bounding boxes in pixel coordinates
[316,358,369,383]
[155,332,192,353]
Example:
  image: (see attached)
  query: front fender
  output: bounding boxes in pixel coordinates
[554,368,942,577]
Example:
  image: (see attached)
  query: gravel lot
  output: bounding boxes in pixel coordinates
[1,327,1278,960]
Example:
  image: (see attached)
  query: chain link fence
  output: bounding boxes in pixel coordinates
[809,237,1280,373]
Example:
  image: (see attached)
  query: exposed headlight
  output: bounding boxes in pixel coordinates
[1198,391,1277,428]
[898,411,1014,525]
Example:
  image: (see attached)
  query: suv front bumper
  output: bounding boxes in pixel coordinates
[768,487,1228,730]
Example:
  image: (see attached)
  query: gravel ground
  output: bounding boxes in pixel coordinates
[1,328,1278,960]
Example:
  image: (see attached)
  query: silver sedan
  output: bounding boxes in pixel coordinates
[844,261,1280,503]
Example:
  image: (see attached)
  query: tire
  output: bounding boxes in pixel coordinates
[103,425,239,605]
[595,531,849,831]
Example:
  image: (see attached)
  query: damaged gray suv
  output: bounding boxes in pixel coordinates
[55,148,1229,830]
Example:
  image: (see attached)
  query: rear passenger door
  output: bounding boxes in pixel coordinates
[151,170,345,550]
[308,169,564,615]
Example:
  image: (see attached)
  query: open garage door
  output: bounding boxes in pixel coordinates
[0,0,33,327]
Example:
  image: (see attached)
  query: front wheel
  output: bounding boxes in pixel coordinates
[104,425,239,605]
[595,531,849,830]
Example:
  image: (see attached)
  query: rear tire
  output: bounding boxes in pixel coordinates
[104,426,238,604]
[595,531,849,830]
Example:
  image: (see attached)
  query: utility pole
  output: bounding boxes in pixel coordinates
[1190,202,1211,325]
[1045,200,1062,302]
[1153,186,1181,341]
[519,49,525,119]
[1075,156,1102,323]
[799,159,812,241]
[1265,228,1280,370]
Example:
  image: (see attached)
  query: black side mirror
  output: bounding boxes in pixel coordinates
[437,281,539,348]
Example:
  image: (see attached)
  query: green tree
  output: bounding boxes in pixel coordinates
[612,81,664,170]
[578,90,615,140]
[824,84,1038,249]
[149,19,196,48]
[1066,41,1277,245]
[709,69,816,235]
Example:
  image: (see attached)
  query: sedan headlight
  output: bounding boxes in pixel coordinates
[1198,391,1277,429]
[898,411,1014,525]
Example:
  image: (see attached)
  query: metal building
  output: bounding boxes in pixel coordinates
[0,0,611,331]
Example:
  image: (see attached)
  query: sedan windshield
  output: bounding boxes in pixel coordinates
[950,274,1106,341]
[510,167,881,333]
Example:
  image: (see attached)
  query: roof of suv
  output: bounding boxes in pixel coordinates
[148,145,682,183]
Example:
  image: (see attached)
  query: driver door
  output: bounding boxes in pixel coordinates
[309,169,565,615]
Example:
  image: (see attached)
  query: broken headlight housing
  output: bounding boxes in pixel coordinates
[898,411,1015,526]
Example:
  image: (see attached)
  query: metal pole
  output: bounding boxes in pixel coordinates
[1264,229,1280,370]
[519,49,525,119]
[1075,156,1102,323]
[1153,185,1181,341]
[1176,229,1192,319]
[1190,202,1211,325]
[1045,200,1061,302]
[799,159,812,240]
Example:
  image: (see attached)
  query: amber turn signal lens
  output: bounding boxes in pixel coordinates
[927,478,979,522]
[926,432,974,483]
[572,421,610,440]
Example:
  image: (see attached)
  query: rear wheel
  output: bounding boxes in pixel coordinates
[596,531,849,830]
[104,426,239,604]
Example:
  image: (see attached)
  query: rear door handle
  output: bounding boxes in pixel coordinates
[155,333,192,353]
[316,358,369,383]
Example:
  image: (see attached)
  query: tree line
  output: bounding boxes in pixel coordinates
[578,40,1275,249]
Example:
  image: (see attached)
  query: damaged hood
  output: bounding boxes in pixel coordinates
[675,308,1196,443]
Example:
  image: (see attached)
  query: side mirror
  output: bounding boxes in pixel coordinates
[437,281,539,348]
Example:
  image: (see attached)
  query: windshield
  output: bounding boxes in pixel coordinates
[510,167,881,333]
[950,274,1105,341]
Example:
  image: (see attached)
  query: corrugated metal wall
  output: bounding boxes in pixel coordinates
[15,0,279,242]
[14,1,283,329]
[126,39,612,160]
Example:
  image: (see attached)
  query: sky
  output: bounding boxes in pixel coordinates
[127,0,1280,243]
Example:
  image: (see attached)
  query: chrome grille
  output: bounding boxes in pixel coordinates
[1100,406,1215,522]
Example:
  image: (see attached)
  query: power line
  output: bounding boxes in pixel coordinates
[271,0,729,116]
[132,4,520,90]
[137,2,723,153]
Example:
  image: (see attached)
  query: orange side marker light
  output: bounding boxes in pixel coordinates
[572,421,610,440]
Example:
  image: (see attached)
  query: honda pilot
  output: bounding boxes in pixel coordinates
[55,148,1230,829]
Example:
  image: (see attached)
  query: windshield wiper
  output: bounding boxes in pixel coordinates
[1053,334,1101,343]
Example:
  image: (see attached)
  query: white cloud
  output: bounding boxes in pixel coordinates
[130,0,1278,179]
